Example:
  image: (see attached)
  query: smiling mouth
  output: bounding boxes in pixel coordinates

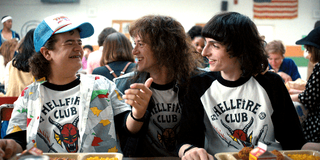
[70,55,81,58]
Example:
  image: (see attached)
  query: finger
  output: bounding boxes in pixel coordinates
[124,96,144,108]
[198,152,209,160]
[208,154,214,160]
[123,94,138,101]
[0,148,4,158]
[124,88,152,103]
[181,156,188,160]
[124,88,144,96]
[130,83,153,96]
[125,99,146,114]
[124,94,149,113]
[144,78,153,88]
[0,141,6,157]
[123,93,147,108]
[123,90,149,105]
[3,140,14,159]
[190,152,202,160]
[129,78,153,89]
[124,99,135,106]
[182,155,191,160]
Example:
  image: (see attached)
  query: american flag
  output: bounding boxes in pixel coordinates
[253,0,298,19]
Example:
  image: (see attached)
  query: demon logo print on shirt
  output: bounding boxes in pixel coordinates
[153,119,179,151]
[49,116,79,153]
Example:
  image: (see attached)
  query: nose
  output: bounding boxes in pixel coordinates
[269,59,275,64]
[74,43,83,53]
[202,45,209,57]
[132,45,138,55]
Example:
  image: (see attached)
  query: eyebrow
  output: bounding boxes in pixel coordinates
[64,39,82,43]
[207,40,219,44]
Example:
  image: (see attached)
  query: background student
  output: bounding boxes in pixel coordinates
[92,32,136,81]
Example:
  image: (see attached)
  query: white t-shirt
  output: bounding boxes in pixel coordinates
[37,79,81,152]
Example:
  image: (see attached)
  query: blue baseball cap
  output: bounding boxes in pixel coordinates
[34,14,94,52]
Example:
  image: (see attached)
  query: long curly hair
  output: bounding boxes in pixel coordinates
[129,15,202,85]
[202,12,268,77]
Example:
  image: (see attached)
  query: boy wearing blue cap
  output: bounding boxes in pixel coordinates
[0,14,144,158]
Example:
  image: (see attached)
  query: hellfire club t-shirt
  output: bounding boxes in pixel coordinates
[37,79,81,153]
[143,81,181,156]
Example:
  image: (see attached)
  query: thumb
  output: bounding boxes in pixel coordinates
[145,78,153,88]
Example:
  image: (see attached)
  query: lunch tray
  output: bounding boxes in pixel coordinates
[214,150,320,160]
[44,153,123,160]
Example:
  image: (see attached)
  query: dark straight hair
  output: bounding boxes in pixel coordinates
[202,12,268,77]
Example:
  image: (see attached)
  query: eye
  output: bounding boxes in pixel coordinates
[212,43,219,48]
[65,41,73,45]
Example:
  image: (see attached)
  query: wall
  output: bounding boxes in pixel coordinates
[0,0,319,46]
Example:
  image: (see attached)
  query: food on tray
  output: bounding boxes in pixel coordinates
[85,156,118,160]
[49,157,76,160]
[270,150,284,160]
[287,153,320,160]
[238,147,253,160]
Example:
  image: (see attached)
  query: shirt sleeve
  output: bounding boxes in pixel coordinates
[93,75,131,116]
[7,94,28,135]
[177,77,206,151]
[288,59,301,81]
[259,72,306,149]
[3,130,26,150]
[299,63,320,109]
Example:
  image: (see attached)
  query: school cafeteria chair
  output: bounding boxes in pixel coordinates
[0,96,18,138]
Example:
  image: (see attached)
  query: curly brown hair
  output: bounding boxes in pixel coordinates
[29,34,57,79]
[129,15,202,85]
[0,38,18,66]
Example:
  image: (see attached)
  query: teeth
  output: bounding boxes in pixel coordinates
[137,58,142,61]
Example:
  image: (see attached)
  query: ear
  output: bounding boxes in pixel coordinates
[40,47,52,61]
